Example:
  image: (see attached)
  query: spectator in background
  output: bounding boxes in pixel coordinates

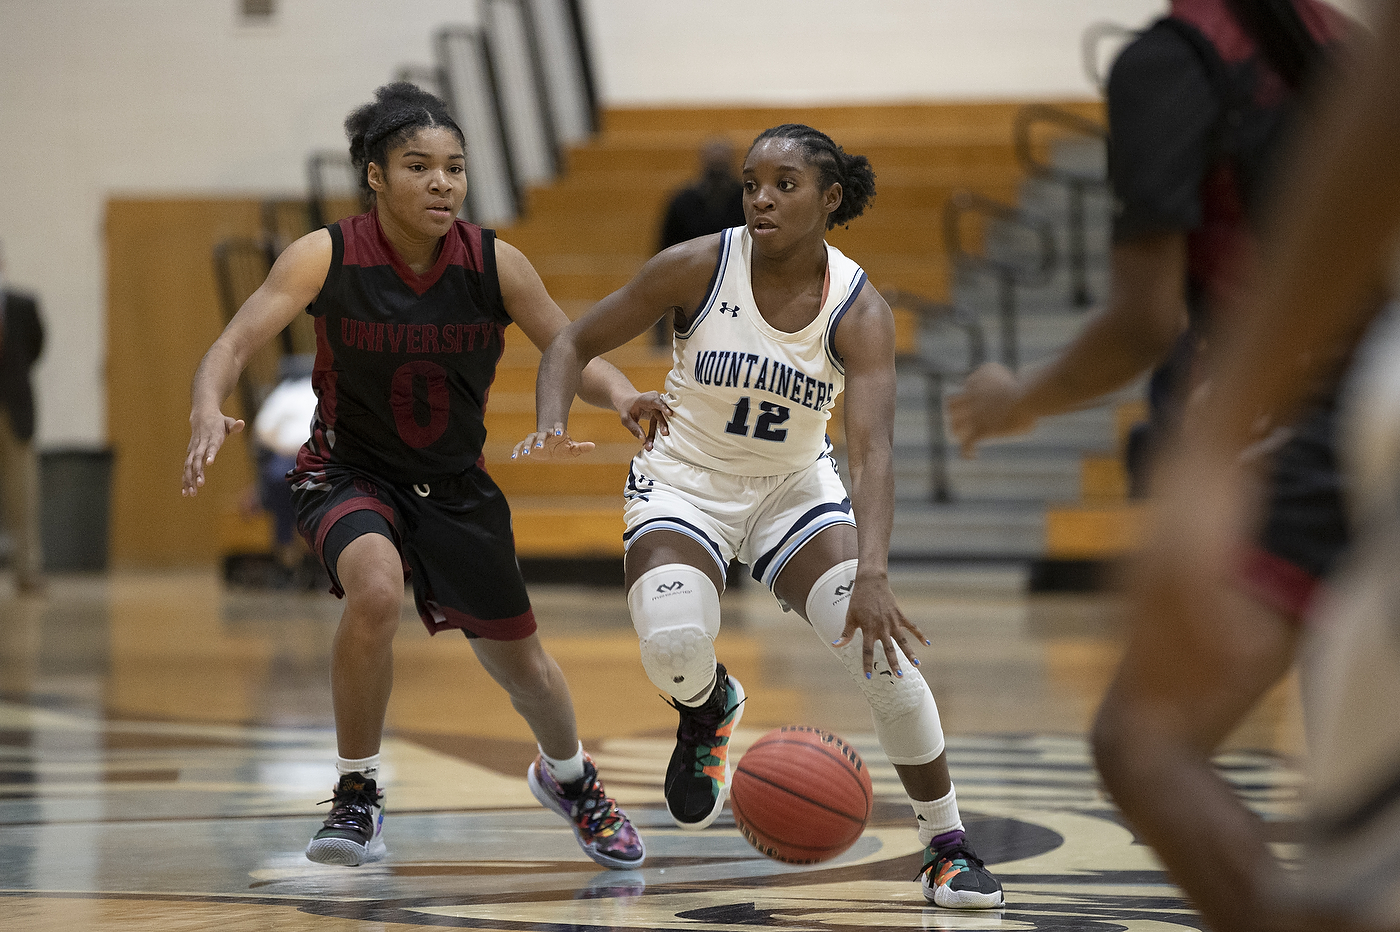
[0,242,45,595]
[658,137,746,251]
[652,137,746,345]
[251,353,319,586]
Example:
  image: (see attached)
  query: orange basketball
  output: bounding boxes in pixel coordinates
[730,725,874,864]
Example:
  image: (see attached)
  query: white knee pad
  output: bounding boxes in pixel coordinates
[628,564,722,700]
[806,560,946,766]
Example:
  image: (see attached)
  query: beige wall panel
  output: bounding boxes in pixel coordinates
[107,198,264,567]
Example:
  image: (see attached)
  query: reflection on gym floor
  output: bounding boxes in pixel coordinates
[0,567,1305,931]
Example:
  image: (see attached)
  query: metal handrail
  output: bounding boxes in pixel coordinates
[1081,21,1140,92]
[942,191,1056,371]
[885,290,988,504]
[1013,104,1108,309]
[1012,104,1107,180]
[306,151,365,230]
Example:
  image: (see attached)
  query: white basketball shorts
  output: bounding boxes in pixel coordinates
[622,444,856,592]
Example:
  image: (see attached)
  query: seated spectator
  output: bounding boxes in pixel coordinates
[652,138,745,345]
[251,353,318,586]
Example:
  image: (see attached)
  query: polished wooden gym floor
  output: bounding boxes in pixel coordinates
[0,565,1305,931]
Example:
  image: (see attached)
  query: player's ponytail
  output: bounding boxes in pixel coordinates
[344,82,465,201]
[750,124,877,229]
[832,150,876,229]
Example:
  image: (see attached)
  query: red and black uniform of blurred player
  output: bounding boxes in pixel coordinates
[290,209,535,640]
[1109,0,1354,616]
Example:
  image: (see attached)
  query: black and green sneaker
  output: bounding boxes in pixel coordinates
[918,829,1005,908]
[663,662,745,830]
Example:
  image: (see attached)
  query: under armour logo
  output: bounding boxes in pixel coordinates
[718,301,739,317]
[656,581,684,593]
[834,583,853,597]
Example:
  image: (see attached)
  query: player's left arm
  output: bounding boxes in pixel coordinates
[830,285,929,677]
[495,238,668,455]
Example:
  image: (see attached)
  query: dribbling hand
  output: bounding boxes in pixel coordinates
[831,580,930,679]
[182,410,245,497]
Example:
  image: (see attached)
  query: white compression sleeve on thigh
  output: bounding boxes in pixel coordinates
[805,560,946,766]
[628,564,722,700]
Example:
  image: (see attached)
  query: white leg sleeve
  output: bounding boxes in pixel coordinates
[628,564,722,700]
[805,560,946,766]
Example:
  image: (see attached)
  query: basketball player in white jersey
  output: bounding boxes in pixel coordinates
[515,124,1004,909]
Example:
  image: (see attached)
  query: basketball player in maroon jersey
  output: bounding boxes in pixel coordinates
[1109,0,1400,925]
[182,83,665,870]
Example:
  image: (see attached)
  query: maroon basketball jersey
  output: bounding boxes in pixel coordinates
[299,210,511,484]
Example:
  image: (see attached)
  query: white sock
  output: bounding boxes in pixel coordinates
[911,787,964,847]
[540,741,586,785]
[337,754,381,784]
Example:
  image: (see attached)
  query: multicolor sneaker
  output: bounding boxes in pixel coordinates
[305,772,386,866]
[663,662,745,830]
[528,754,645,869]
[918,829,1005,908]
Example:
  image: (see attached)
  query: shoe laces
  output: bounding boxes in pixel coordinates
[318,779,380,833]
[916,840,987,882]
[664,677,744,750]
[568,769,627,838]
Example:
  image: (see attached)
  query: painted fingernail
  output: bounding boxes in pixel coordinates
[831,639,841,646]
[912,658,920,665]
[896,670,904,678]
[865,672,871,679]
[511,453,517,459]
[924,638,931,645]
[536,441,544,448]
[555,429,562,435]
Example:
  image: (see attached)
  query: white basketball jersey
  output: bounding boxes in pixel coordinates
[1297,304,1400,921]
[653,225,868,477]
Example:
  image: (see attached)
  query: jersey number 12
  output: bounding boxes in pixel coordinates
[724,397,789,442]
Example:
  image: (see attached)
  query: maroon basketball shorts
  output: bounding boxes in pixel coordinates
[1238,403,1349,621]
[289,462,536,640]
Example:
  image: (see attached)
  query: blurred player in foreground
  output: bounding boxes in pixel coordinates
[1094,1,1400,928]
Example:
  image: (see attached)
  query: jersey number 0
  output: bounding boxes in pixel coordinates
[391,360,451,448]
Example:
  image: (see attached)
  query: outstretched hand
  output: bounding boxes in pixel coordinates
[947,362,1036,459]
[512,391,672,462]
[832,579,930,679]
[183,410,245,496]
[512,426,597,461]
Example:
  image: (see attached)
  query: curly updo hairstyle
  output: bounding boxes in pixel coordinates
[344,82,466,202]
[749,124,876,229]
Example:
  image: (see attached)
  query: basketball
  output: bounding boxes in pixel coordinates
[730,725,874,864]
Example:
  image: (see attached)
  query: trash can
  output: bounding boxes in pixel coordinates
[40,448,113,572]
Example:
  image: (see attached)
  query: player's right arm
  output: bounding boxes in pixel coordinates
[947,232,1188,457]
[183,229,332,496]
[516,234,719,459]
